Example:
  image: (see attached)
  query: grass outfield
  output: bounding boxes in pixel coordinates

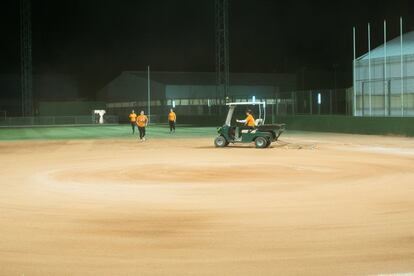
[0,124,217,141]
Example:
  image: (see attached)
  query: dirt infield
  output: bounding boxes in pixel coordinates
[0,132,414,275]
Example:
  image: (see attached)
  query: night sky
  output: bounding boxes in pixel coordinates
[1,0,414,100]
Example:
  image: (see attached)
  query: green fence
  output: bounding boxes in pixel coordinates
[149,115,223,126]
[38,101,106,116]
[1,113,413,136]
[274,115,414,136]
[149,114,414,137]
[0,115,119,127]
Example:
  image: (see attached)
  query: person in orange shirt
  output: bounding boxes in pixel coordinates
[237,109,256,129]
[168,109,176,133]
[136,110,148,141]
[128,110,137,134]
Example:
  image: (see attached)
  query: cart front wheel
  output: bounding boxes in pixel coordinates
[215,136,228,147]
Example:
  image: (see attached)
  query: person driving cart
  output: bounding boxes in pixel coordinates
[235,109,256,138]
[236,109,256,129]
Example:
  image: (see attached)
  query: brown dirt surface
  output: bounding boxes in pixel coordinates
[0,132,414,275]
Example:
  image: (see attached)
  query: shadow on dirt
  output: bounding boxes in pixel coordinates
[194,140,318,150]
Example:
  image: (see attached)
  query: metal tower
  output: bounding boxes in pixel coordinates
[215,0,229,100]
[20,0,33,116]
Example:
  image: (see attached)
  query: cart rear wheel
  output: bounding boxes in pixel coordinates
[214,136,228,147]
[266,139,272,148]
[255,137,268,148]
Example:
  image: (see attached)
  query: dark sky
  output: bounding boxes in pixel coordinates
[1,0,414,99]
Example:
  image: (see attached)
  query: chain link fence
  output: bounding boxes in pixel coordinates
[0,115,119,127]
[106,88,352,125]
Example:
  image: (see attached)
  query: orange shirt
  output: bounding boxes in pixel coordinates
[129,113,137,122]
[246,114,255,127]
[136,115,148,127]
[168,112,176,122]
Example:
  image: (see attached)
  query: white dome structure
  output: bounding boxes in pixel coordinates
[354,30,414,117]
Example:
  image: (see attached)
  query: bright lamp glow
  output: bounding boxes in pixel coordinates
[317,93,321,105]
[252,96,256,102]
[172,100,176,108]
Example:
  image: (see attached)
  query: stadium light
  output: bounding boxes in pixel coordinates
[317,93,321,105]
[172,100,176,108]
[252,96,256,103]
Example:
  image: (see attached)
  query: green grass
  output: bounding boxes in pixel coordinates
[0,124,218,141]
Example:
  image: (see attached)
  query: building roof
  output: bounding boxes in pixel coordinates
[358,30,414,61]
[97,71,297,101]
[125,71,295,86]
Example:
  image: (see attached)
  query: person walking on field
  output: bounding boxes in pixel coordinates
[136,110,148,141]
[128,110,137,134]
[168,108,176,133]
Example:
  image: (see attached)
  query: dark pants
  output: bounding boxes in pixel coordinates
[169,120,176,132]
[138,126,146,139]
[130,122,136,133]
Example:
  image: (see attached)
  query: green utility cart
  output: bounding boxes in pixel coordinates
[214,102,285,148]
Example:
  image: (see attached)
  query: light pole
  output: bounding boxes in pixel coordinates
[147,65,151,123]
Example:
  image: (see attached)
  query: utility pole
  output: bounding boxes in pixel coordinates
[353,27,356,116]
[215,0,230,101]
[400,17,404,117]
[20,0,33,116]
[147,66,151,123]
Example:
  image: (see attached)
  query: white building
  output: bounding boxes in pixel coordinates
[354,30,414,116]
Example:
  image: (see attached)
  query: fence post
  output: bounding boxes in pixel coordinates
[276,99,279,116]
[309,91,313,115]
[330,90,333,114]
